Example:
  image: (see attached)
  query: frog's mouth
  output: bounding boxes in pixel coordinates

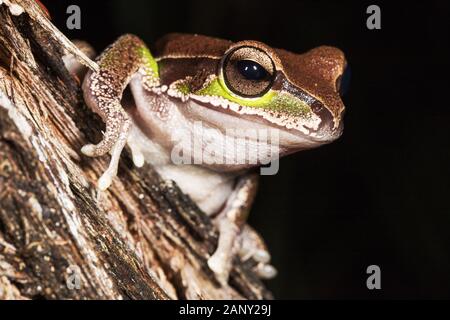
[184,95,341,145]
[177,96,342,152]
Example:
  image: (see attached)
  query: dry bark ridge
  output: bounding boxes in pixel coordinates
[0,0,272,300]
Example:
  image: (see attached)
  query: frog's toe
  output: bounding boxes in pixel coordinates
[240,246,277,279]
[81,144,98,157]
[81,139,114,157]
[252,249,271,264]
[255,263,277,279]
[98,170,114,191]
[128,139,145,167]
[207,253,230,286]
[132,151,145,168]
[238,225,277,280]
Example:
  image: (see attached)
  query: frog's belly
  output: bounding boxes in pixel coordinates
[126,121,235,216]
[157,163,235,215]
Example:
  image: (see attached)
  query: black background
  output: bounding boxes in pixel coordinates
[40,0,450,299]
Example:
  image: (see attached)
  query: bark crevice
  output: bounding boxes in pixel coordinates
[0,0,272,300]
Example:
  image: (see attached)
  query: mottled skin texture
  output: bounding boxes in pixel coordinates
[78,34,347,284]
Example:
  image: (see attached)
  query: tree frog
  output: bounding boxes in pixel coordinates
[75,33,347,284]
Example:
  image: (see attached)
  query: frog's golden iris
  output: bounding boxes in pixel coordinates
[221,45,275,98]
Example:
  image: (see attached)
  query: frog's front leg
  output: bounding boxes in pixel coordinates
[81,34,159,190]
[208,173,275,284]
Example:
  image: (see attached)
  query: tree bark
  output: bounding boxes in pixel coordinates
[0,0,272,300]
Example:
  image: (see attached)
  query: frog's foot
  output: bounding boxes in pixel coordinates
[93,124,153,189]
[207,174,261,284]
[207,222,276,284]
[81,108,132,190]
[239,225,277,280]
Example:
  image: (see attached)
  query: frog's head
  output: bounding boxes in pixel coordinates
[155,34,347,154]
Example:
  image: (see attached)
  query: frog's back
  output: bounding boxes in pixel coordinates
[153,33,233,60]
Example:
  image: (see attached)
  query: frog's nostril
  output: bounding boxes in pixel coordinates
[337,64,351,97]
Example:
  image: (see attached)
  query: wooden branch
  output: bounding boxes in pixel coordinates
[0,0,272,300]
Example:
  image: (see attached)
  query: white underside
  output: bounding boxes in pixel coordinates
[129,78,246,215]
[127,124,235,215]
[127,77,325,215]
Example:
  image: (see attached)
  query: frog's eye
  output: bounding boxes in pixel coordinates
[221,46,275,98]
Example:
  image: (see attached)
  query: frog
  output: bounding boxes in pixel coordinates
[72,33,347,284]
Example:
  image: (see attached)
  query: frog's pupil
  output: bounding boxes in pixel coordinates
[236,60,268,81]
